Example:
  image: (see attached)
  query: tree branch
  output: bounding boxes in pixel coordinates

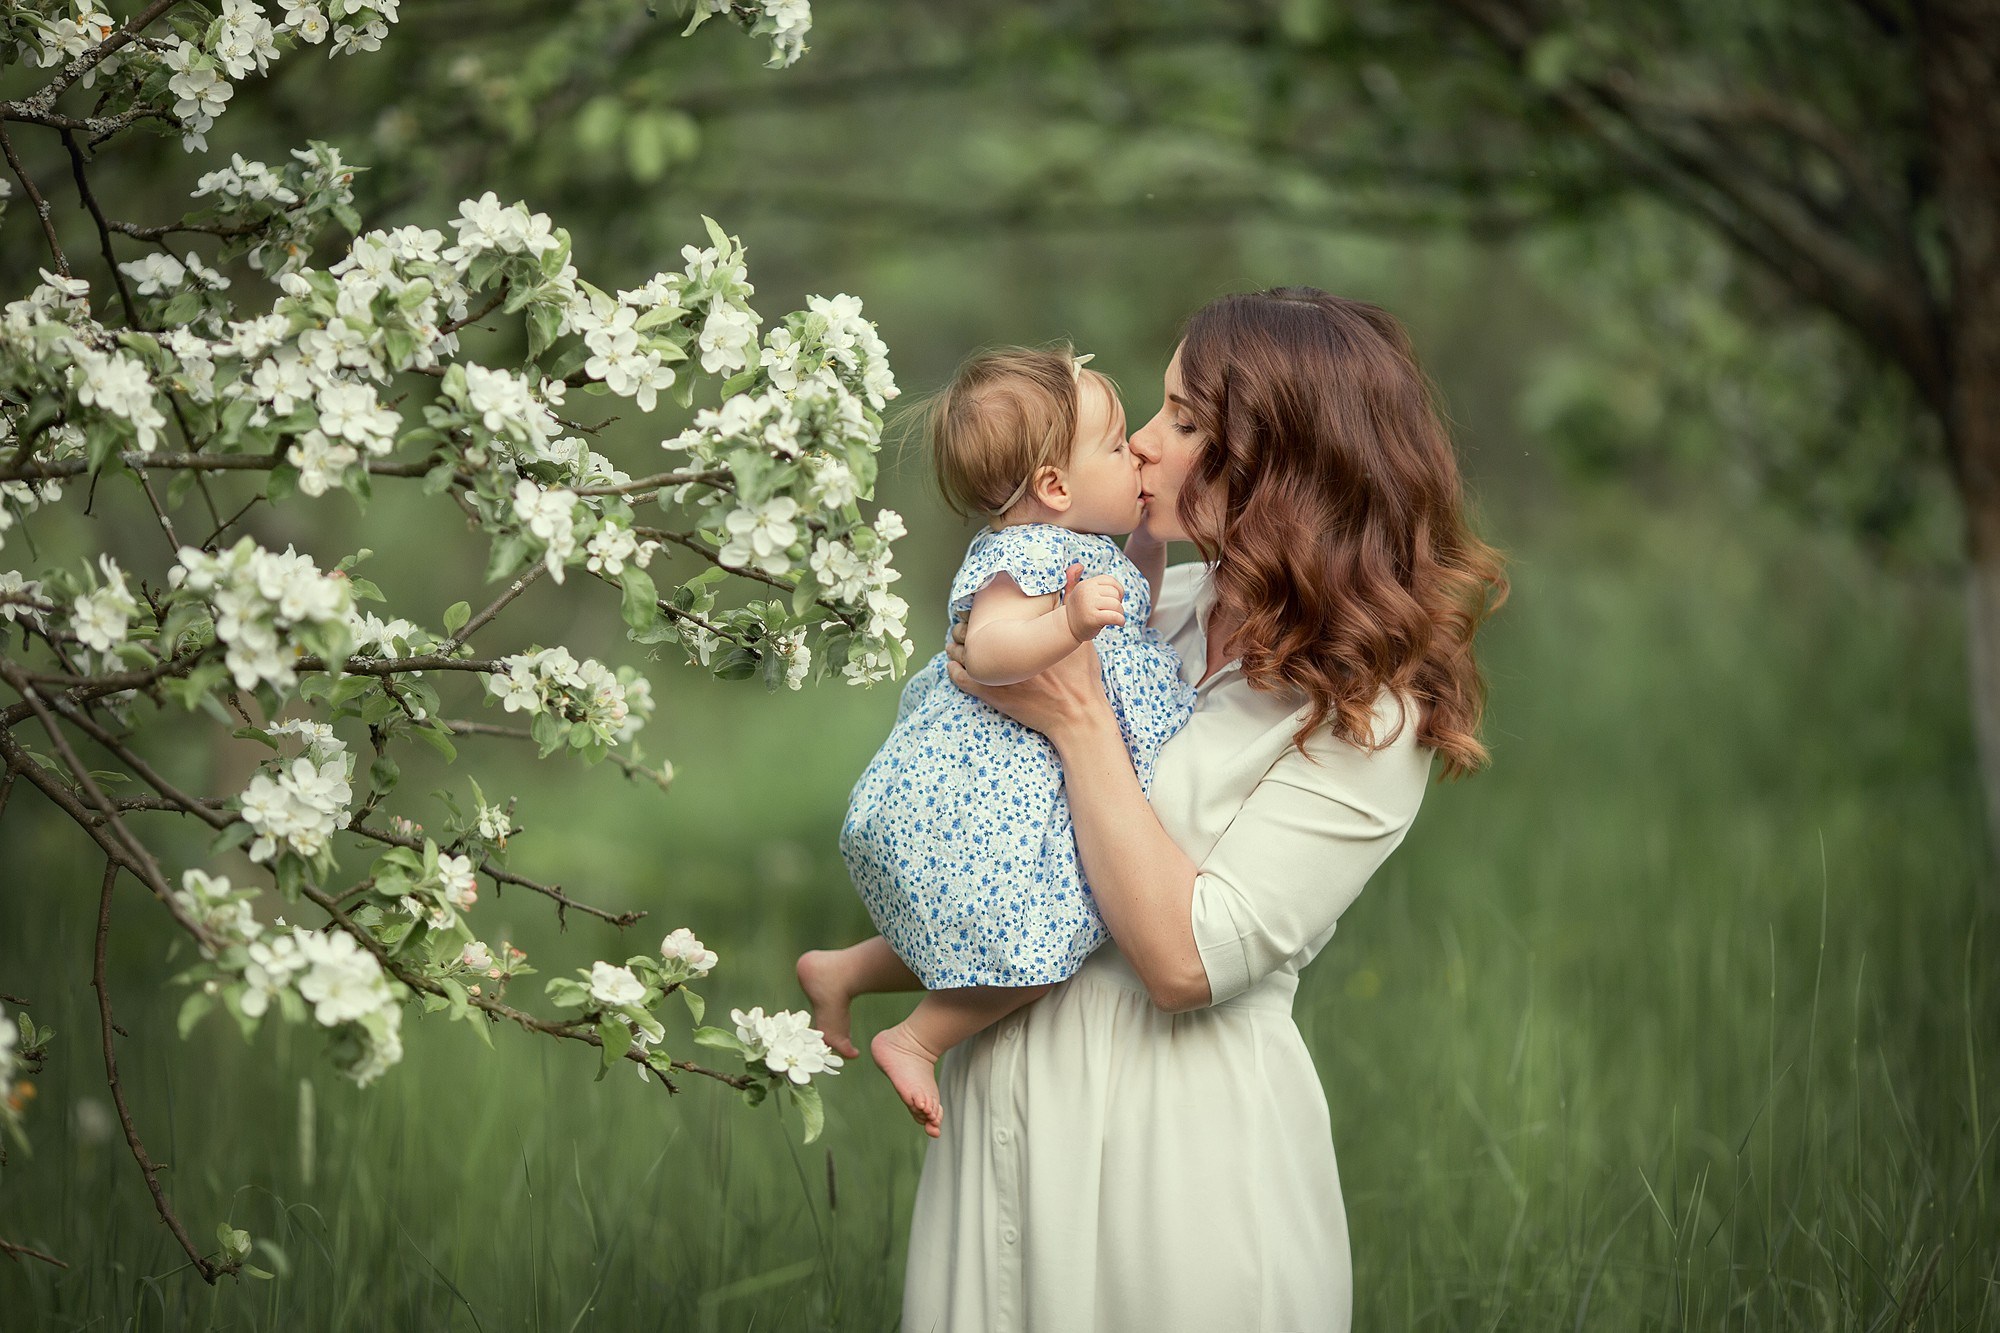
[7,0,187,117]
[295,881,751,1091]
[1433,0,1947,407]
[0,665,220,951]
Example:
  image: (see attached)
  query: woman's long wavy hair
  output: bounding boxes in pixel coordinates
[1175,287,1508,778]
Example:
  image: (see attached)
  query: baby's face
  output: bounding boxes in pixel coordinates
[1057,377,1143,535]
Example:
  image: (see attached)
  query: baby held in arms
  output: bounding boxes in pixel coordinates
[798,345,1194,1135]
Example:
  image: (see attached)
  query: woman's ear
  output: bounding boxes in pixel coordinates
[1032,465,1071,513]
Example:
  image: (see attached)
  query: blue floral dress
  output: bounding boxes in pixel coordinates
[840,523,1196,989]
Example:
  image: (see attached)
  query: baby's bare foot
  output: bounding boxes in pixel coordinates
[871,1024,943,1138]
[795,950,861,1059]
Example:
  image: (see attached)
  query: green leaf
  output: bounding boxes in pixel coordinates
[442,600,471,635]
[597,1016,632,1075]
[178,990,215,1039]
[712,646,760,681]
[680,988,705,1024]
[692,1025,752,1058]
[410,723,458,763]
[619,567,659,631]
[790,1083,825,1145]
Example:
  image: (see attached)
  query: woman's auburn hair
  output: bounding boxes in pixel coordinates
[1176,287,1509,779]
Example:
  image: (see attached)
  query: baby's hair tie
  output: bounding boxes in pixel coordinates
[1070,352,1094,381]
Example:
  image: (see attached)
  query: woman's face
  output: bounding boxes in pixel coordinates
[1130,343,1208,544]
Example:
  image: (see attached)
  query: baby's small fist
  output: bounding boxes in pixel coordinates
[1064,574,1127,641]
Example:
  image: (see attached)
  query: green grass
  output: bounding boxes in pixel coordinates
[2,484,1993,1330]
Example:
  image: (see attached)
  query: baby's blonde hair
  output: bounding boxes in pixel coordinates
[922,344,1115,520]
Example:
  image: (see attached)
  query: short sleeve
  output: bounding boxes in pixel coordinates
[948,524,1086,616]
[1188,701,1432,1006]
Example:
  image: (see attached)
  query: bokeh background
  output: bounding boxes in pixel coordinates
[2,1,1993,1328]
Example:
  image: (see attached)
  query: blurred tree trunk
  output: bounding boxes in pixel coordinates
[1921,0,2000,849]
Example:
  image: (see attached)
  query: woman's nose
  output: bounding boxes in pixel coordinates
[1129,430,1161,464]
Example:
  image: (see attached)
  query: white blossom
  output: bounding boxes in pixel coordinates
[119,253,188,297]
[287,427,360,496]
[71,554,139,652]
[315,380,399,453]
[511,480,578,582]
[588,961,646,1008]
[0,570,46,624]
[658,928,717,979]
[718,495,799,577]
[239,754,353,863]
[730,1006,843,1085]
[697,303,760,376]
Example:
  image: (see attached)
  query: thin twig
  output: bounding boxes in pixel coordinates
[0,1238,68,1269]
[0,664,218,950]
[0,121,68,276]
[573,467,731,498]
[439,562,545,653]
[345,819,643,929]
[47,694,232,830]
[61,127,140,328]
[437,283,508,338]
[94,859,230,1283]
[441,718,673,792]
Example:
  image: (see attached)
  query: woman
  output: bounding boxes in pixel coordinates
[903,287,1507,1332]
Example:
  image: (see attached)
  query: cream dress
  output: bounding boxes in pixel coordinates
[901,561,1434,1333]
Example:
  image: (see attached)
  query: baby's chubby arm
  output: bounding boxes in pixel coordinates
[961,568,1125,686]
[1123,531,1167,625]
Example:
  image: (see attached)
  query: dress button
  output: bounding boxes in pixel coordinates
[1002,1226,1019,1245]
[995,1127,1011,1146]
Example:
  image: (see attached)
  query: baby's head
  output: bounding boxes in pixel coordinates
[926,345,1141,534]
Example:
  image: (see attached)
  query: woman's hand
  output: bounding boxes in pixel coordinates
[946,566,1115,742]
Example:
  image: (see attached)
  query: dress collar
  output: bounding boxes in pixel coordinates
[1189,564,1243,692]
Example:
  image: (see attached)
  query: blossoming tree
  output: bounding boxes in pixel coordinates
[0,0,910,1282]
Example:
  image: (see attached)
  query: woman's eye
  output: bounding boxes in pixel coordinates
[1173,421,1196,435]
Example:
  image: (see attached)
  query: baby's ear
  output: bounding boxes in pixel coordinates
[1032,465,1071,513]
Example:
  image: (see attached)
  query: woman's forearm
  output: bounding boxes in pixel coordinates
[1053,707,1211,1011]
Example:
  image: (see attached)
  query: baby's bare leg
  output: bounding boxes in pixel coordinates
[874,985,1051,1138]
[796,935,919,1058]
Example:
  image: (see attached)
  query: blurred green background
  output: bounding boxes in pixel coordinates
[1,2,1992,1328]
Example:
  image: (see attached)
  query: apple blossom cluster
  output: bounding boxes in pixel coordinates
[171,538,356,691]
[171,868,407,1086]
[682,0,812,68]
[0,0,406,154]
[236,726,355,865]
[190,143,359,278]
[0,0,893,1151]
[484,646,654,749]
[729,1006,845,1085]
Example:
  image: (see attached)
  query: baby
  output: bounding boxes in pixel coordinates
[798,345,1195,1135]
